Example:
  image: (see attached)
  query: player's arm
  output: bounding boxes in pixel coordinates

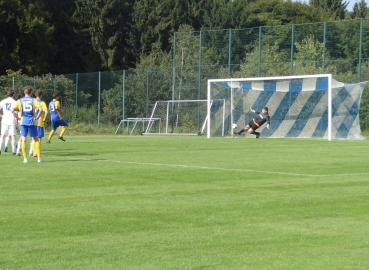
[11,111,20,121]
[35,106,43,120]
[55,101,62,113]
[34,100,43,120]
[11,101,21,121]
[42,102,48,121]
[266,116,271,129]
[48,104,52,120]
[250,108,260,114]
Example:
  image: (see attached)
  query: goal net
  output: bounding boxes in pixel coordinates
[143,100,225,136]
[207,74,367,140]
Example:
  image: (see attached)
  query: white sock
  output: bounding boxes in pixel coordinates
[29,143,33,155]
[11,139,16,153]
[16,142,21,154]
[0,138,3,150]
[4,136,9,147]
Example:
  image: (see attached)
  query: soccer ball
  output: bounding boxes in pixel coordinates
[231,123,237,129]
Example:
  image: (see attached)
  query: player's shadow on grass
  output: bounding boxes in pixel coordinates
[42,149,98,157]
[44,158,104,163]
[55,152,98,157]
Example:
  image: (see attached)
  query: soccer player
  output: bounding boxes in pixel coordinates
[11,85,43,163]
[29,89,48,157]
[13,94,23,156]
[0,89,17,155]
[46,92,68,143]
[234,107,270,138]
[3,134,12,153]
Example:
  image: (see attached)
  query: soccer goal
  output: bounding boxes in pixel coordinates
[207,74,367,140]
[143,99,225,136]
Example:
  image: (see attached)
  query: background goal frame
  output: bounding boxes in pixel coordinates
[143,99,225,136]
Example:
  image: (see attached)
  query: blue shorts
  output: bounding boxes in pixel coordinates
[37,126,45,138]
[51,119,68,130]
[20,125,38,138]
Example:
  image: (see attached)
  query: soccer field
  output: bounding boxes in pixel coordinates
[1,135,369,269]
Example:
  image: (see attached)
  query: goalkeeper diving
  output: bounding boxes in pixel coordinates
[234,107,270,138]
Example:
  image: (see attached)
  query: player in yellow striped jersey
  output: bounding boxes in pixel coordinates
[11,86,43,163]
[46,92,68,143]
[29,89,48,157]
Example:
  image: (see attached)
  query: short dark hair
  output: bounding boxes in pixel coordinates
[263,107,268,112]
[52,92,59,99]
[23,85,33,95]
[7,89,14,97]
[35,89,43,98]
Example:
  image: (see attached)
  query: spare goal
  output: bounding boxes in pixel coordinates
[143,99,225,136]
[207,74,367,140]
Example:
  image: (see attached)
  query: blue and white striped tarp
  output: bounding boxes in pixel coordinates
[213,78,367,140]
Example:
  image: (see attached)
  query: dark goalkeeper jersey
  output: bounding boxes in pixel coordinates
[253,110,270,127]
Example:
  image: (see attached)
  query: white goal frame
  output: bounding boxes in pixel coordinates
[207,74,333,140]
[143,99,226,136]
[115,118,161,135]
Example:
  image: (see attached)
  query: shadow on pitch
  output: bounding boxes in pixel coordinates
[41,149,99,157]
[43,158,105,163]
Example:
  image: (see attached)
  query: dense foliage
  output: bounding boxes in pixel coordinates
[1,0,369,130]
[1,0,367,75]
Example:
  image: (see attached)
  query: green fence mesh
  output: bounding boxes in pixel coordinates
[1,19,369,129]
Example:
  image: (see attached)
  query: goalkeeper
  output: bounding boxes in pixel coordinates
[234,107,270,138]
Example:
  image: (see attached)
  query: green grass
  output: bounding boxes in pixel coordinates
[1,135,369,269]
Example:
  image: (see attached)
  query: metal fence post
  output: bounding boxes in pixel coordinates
[322,22,327,73]
[172,32,176,101]
[98,71,101,127]
[122,70,126,121]
[198,30,202,100]
[290,24,295,75]
[358,18,363,82]
[146,70,150,118]
[258,26,262,77]
[197,31,202,129]
[228,28,232,78]
[75,73,78,116]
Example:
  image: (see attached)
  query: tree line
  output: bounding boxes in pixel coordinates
[1,0,369,132]
[0,0,368,76]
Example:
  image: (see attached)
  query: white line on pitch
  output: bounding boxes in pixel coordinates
[69,158,369,178]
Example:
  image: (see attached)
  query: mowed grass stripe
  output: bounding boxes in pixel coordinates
[1,135,369,269]
[46,156,369,178]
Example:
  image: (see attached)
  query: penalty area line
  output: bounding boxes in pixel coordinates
[68,157,369,178]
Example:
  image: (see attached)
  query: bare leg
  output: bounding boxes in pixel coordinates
[234,125,249,135]
[248,128,260,138]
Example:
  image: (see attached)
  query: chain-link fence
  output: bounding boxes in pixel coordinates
[1,19,369,131]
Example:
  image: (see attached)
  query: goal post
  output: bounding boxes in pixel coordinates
[207,74,367,140]
[143,99,225,136]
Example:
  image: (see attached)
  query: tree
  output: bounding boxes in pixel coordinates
[309,0,348,19]
[271,1,327,24]
[43,0,100,74]
[129,0,175,58]
[73,0,133,70]
[352,0,368,19]
[0,0,55,75]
